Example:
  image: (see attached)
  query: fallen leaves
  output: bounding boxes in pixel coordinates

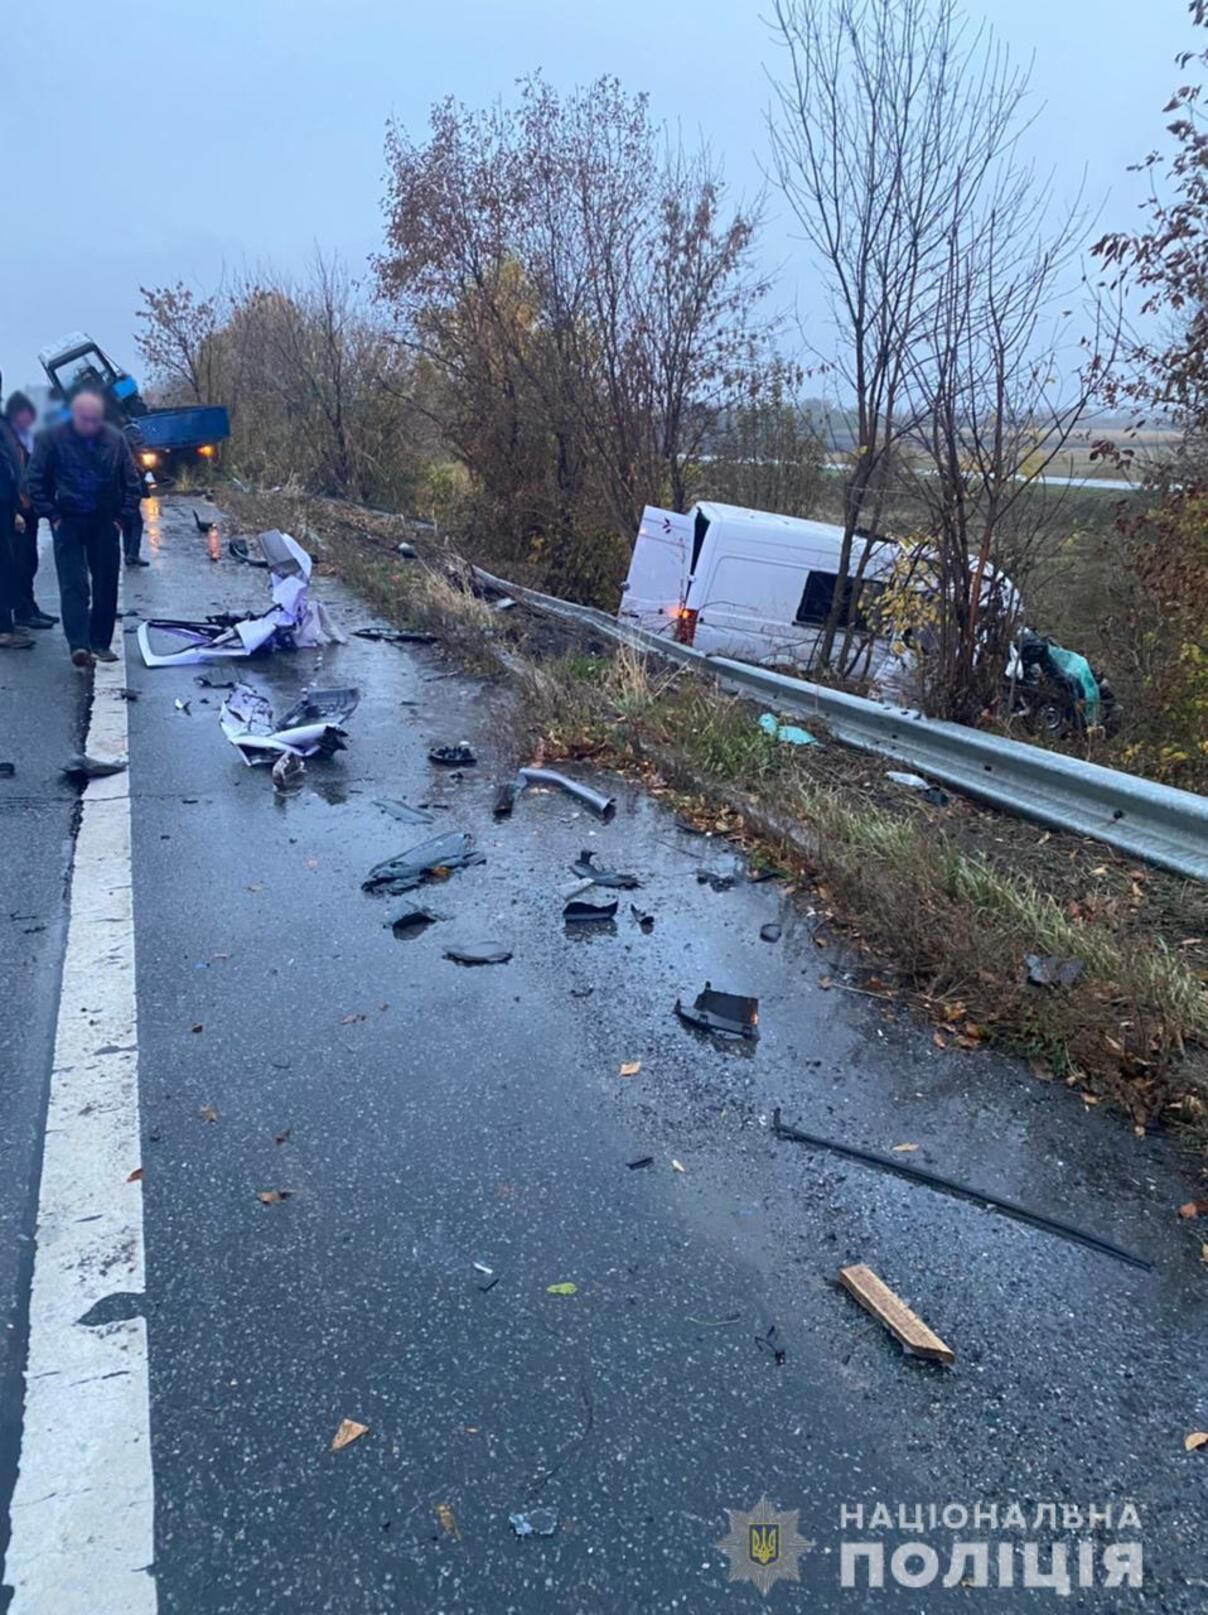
[340,1012,366,1025]
[546,1282,578,1296]
[1177,1200,1208,1220]
[618,1060,641,1077]
[127,1167,143,1183]
[273,1129,291,1146]
[198,1105,218,1124]
[1184,1431,1208,1453]
[435,1503,460,1540]
[891,1143,919,1153]
[330,1418,368,1451]
[256,1189,293,1206]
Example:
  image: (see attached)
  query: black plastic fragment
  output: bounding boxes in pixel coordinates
[630,904,655,933]
[493,781,518,818]
[444,939,513,965]
[627,1156,654,1170]
[363,832,485,895]
[353,626,438,645]
[0,761,14,777]
[388,907,443,939]
[563,896,619,923]
[571,849,640,889]
[429,743,477,767]
[375,798,436,826]
[760,923,782,943]
[675,982,760,1040]
[771,1107,1152,1271]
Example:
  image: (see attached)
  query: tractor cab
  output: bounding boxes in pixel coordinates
[38,332,147,422]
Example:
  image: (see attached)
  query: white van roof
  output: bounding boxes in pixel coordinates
[694,501,847,547]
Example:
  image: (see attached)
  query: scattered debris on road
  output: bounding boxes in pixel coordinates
[509,1508,559,1538]
[362,832,485,894]
[330,1418,369,1452]
[570,850,640,889]
[675,983,760,1041]
[1185,1432,1208,1452]
[434,1504,461,1540]
[255,1189,293,1205]
[631,904,655,932]
[546,1282,578,1296]
[272,753,305,793]
[627,1156,654,1170]
[564,895,619,924]
[388,906,444,939]
[492,781,518,817]
[352,626,438,646]
[429,742,477,767]
[62,753,128,781]
[443,938,513,965]
[838,1264,955,1364]
[138,533,345,667]
[772,1109,1152,1270]
[220,682,360,765]
[517,766,616,819]
[760,923,782,943]
[375,798,436,825]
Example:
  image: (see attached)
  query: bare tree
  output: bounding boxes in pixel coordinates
[895,165,1118,718]
[135,281,227,404]
[767,0,1032,665]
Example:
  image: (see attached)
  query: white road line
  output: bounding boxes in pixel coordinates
[5,611,156,1612]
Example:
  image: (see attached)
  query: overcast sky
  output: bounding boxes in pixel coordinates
[0,0,1188,398]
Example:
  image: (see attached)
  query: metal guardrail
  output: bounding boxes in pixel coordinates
[472,566,1208,881]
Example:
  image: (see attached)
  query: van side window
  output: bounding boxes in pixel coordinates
[795,571,887,629]
[795,571,839,625]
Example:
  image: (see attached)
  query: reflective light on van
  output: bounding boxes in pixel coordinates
[672,607,698,646]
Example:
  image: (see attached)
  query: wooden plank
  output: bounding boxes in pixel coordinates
[838,1264,954,1364]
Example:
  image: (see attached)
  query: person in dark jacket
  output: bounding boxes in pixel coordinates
[0,370,32,651]
[4,392,57,629]
[28,390,142,668]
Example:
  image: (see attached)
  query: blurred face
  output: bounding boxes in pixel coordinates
[71,392,104,438]
[12,408,34,435]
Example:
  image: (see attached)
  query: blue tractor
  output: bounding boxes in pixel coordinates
[38,332,230,483]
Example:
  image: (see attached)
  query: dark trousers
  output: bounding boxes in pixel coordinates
[0,500,15,633]
[122,506,143,561]
[12,510,40,620]
[53,515,120,652]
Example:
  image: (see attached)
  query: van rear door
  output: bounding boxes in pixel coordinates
[619,506,692,635]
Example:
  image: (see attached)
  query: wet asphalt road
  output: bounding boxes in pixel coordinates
[2,498,1207,1611]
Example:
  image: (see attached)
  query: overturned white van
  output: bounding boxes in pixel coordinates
[617,501,1020,687]
[618,502,901,672]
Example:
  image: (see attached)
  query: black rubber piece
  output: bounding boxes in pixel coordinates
[771,1108,1153,1271]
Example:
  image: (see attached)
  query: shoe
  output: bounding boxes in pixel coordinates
[0,631,35,650]
[91,647,119,664]
[124,556,150,567]
[70,648,94,670]
[16,611,57,630]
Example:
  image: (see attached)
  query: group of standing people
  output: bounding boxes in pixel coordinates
[0,381,146,669]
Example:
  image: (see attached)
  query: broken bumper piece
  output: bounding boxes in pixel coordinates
[219,682,360,765]
[675,982,760,1040]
